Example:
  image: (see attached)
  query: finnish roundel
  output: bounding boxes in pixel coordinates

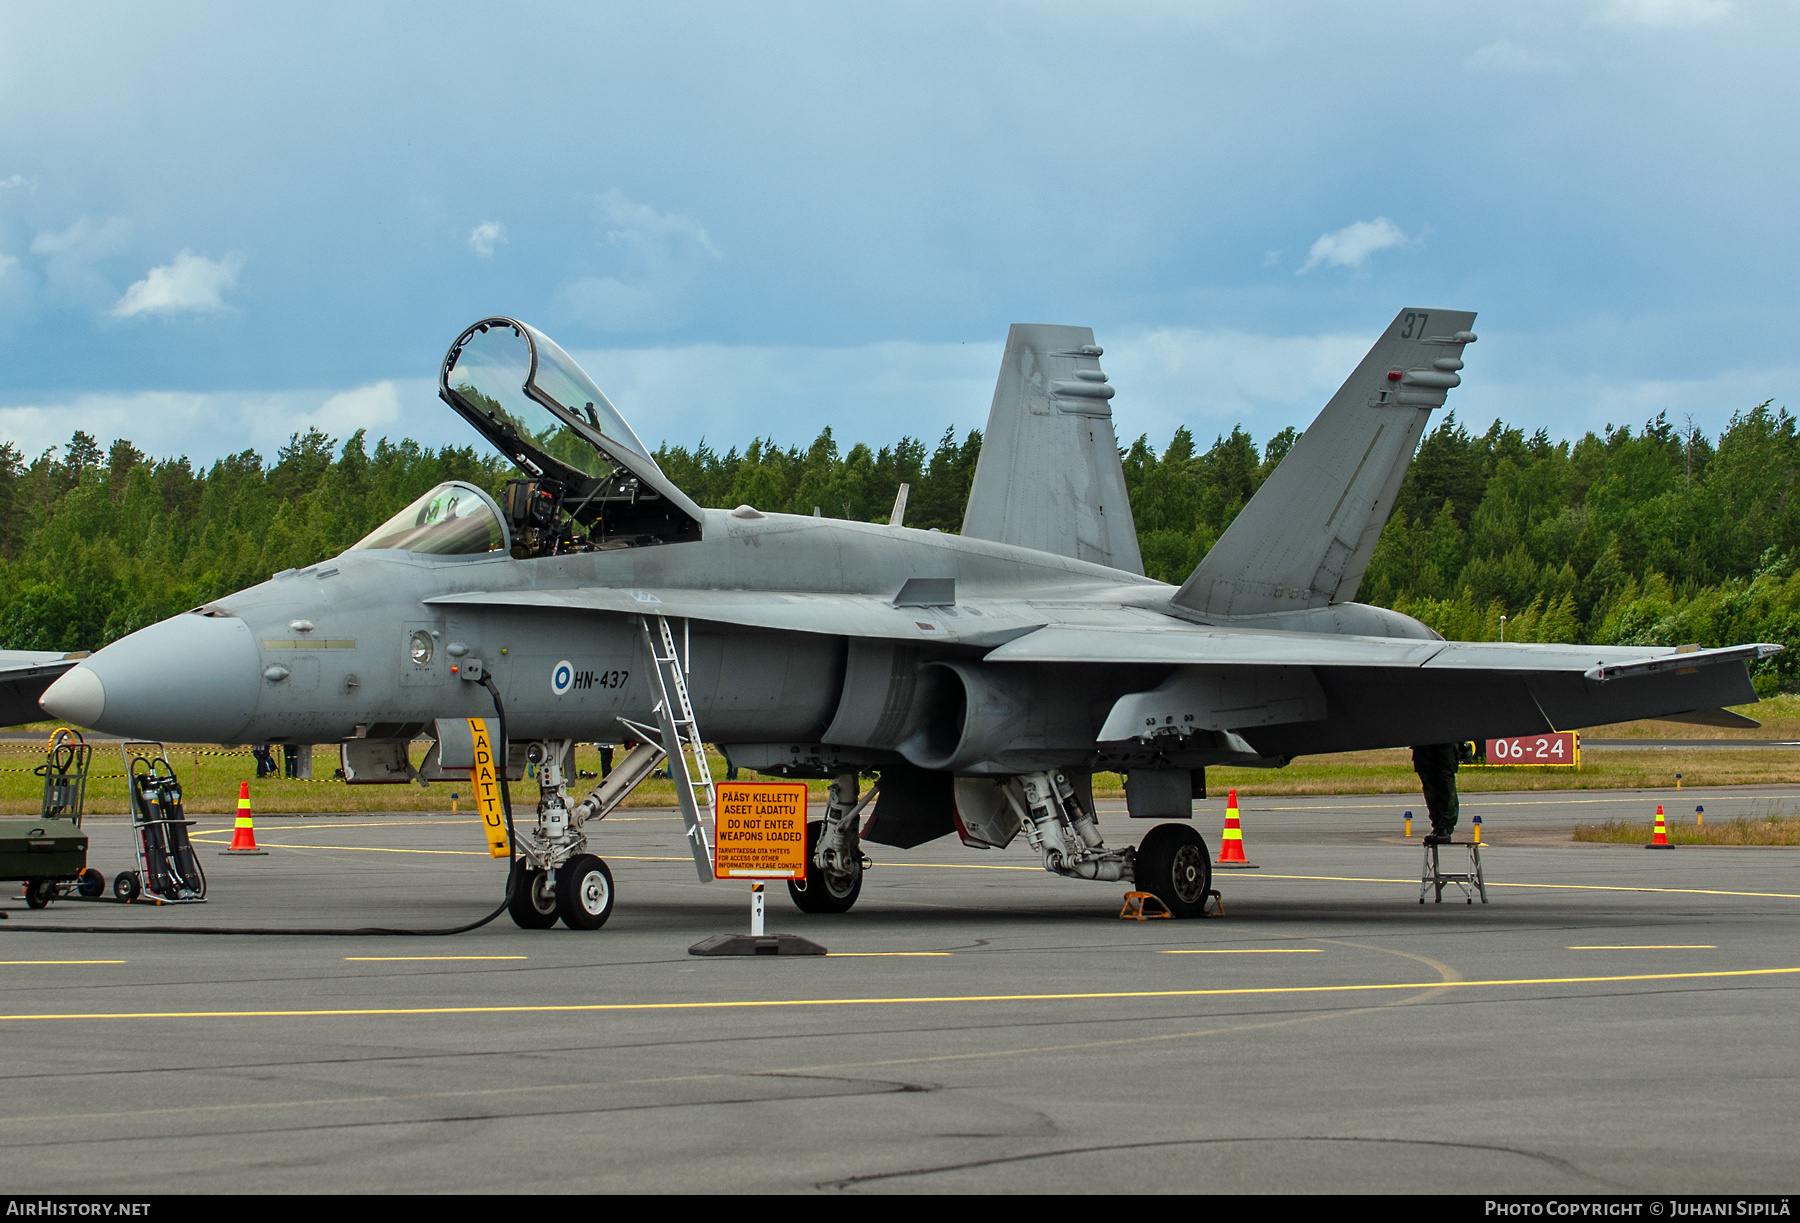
[551,660,574,695]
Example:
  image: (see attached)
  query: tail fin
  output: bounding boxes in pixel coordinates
[960,324,1144,574]
[1172,308,1476,618]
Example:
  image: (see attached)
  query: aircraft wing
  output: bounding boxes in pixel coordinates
[0,650,85,727]
[989,625,1781,749]
[985,626,1781,680]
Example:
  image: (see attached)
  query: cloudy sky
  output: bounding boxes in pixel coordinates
[1,0,1796,467]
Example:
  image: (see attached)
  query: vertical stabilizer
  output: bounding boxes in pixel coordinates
[1173,308,1477,618]
[961,324,1143,574]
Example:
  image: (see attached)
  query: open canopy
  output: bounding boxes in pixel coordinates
[439,318,702,547]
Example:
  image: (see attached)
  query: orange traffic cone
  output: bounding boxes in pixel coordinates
[1215,789,1258,869]
[222,781,268,855]
[1647,803,1672,850]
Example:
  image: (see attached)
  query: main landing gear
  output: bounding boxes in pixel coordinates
[789,773,874,914]
[982,771,1213,918]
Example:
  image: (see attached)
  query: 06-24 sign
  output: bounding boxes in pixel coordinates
[1485,731,1580,767]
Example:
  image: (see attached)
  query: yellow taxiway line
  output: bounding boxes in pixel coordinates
[183,837,1800,898]
[1222,794,1800,812]
[343,956,528,962]
[1236,872,1800,901]
[2,965,1794,1023]
[1161,948,1322,954]
[0,960,126,966]
[190,838,487,857]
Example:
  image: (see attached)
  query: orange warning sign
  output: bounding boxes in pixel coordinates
[713,782,809,880]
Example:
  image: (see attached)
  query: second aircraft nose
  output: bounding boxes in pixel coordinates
[41,612,262,742]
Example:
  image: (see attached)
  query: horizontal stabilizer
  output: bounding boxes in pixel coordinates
[961,324,1144,574]
[1175,308,1476,618]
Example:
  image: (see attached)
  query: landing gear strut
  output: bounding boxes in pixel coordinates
[1007,770,1135,883]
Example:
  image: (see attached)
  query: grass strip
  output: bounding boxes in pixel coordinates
[1573,814,1800,846]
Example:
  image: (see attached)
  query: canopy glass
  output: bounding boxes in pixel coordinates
[440,319,653,481]
[349,481,506,555]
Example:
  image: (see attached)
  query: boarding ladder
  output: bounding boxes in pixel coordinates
[640,615,716,882]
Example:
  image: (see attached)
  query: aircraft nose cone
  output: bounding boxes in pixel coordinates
[40,666,106,726]
[50,613,261,741]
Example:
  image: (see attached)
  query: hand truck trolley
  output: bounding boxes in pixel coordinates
[114,741,206,904]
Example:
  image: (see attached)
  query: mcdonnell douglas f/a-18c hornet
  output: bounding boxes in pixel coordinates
[30,309,1781,928]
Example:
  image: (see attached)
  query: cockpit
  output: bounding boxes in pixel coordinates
[436,318,703,559]
[350,481,506,556]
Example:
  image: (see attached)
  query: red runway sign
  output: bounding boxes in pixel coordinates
[1485,732,1580,767]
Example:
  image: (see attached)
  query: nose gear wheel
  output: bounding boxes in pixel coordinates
[556,854,615,929]
[508,862,559,929]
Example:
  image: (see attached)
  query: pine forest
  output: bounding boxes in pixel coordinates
[3,403,1797,695]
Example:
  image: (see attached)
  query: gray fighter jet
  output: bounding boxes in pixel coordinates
[34,310,1780,928]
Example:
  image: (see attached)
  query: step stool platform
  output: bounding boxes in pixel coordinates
[1420,840,1488,905]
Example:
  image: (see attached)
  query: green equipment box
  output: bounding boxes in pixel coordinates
[0,817,89,882]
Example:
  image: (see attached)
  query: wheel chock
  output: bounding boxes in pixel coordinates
[1119,891,1172,920]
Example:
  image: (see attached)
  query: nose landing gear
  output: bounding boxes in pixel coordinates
[505,741,622,930]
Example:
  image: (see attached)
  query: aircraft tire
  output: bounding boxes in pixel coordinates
[556,854,615,930]
[507,861,559,929]
[788,821,862,914]
[1135,824,1212,918]
[113,872,140,902]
